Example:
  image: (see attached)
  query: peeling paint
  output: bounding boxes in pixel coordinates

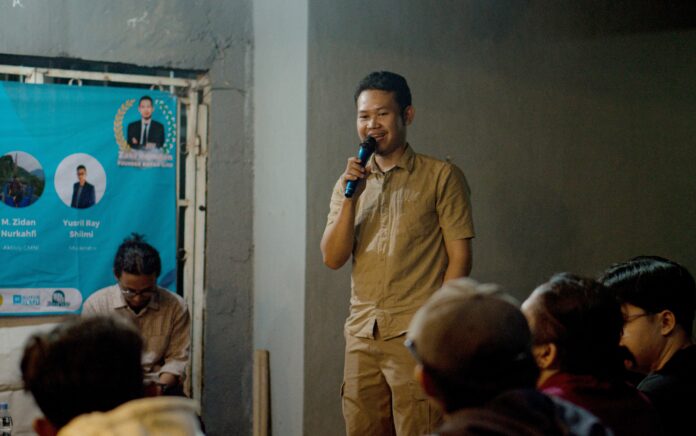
[0,3,255,435]
[126,11,149,28]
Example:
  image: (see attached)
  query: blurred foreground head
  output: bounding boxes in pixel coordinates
[407,278,538,412]
[21,315,144,432]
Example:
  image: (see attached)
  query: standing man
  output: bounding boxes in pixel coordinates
[8,175,24,207]
[127,95,165,149]
[321,71,475,435]
[70,165,96,209]
[82,233,190,396]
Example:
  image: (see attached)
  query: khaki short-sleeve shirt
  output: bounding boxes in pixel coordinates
[82,284,191,382]
[326,145,474,339]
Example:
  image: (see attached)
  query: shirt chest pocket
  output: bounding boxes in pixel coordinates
[398,196,438,240]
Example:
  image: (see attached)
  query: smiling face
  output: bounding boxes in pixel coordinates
[356,89,413,160]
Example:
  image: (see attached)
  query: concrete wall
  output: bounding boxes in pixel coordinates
[0,1,254,435]
[305,0,696,433]
[1,1,695,435]
[202,2,255,434]
[253,1,308,435]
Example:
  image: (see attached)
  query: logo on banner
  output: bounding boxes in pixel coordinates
[48,289,70,307]
[0,288,82,313]
[13,294,40,306]
[114,95,176,169]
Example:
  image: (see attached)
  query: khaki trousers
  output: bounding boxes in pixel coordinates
[342,329,440,436]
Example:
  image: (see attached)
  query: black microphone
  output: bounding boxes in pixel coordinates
[344,136,377,198]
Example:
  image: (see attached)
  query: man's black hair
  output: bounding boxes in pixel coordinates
[600,256,696,336]
[76,165,86,172]
[139,95,153,105]
[21,316,145,429]
[113,233,161,278]
[354,71,412,119]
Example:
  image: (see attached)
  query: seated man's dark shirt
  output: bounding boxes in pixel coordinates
[637,345,696,436]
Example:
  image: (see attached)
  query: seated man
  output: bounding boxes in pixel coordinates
[601,256,696,436]
[21,315,202,435]
[82,233,190,394]
[406,278,610,435]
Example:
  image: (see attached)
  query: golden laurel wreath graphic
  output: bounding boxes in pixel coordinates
[114,99,136,150]
[157,100,175,155]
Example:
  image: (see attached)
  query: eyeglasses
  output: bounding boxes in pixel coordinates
[119,283,157,299]
[405,337,451,381]
[623,312,650,324]
[404,338,423,364]
[404,336,531,382]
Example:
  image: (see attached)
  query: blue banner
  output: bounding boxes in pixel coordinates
[0,81,177,315]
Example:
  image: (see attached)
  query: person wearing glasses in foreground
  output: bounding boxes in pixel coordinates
[600,256,696,436]
[406,278,610,435]
[82,233,190,396]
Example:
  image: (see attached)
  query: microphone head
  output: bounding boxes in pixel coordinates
[362,136,377,152]
[346,136,377,198]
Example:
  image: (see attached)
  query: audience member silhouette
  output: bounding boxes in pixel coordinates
[406,278,610,436]
[601,256,696,436]
[21,315,203,436]
[522,273,662,435]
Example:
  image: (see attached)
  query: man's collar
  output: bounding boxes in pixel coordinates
[109,284,161,312]
[369,144,415,174]
[108,285,128,309]
[397,144,415,172]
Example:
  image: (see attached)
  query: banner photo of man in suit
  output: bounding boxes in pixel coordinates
[0,82,177,316]
[127,96,165,150]
[115,93,176,169]
[70,164,96,209]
